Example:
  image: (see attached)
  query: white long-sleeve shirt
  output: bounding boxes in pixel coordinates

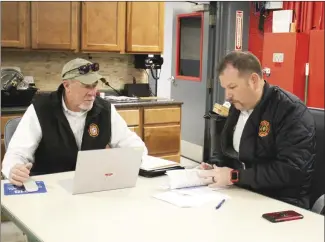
[1,99,148,178]
[233,109,253,153]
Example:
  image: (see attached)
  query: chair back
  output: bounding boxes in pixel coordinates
[4,117,22,151]
[309,107,325,214]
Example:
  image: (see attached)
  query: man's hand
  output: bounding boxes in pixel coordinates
[197,162,213,170]
[198,165,233,188]
[9,163,33,186]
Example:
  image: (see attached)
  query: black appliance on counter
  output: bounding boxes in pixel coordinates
[123,83,151,97]
[1,68,38,107]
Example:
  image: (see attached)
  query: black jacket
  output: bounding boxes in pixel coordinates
[211,82,316,209]
[32,85,112,175]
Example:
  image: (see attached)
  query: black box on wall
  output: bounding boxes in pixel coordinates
[133,55,148,69]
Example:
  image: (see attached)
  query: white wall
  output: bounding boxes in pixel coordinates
[157,2,193,99]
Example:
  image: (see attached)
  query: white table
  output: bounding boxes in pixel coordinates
[1,172,324,242]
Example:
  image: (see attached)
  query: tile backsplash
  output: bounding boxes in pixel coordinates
[1,51,148,91]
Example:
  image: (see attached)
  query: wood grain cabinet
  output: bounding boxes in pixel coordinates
[143,106,181,162]
[31,2,79,50]
[81,2,126,52]
[1,2,29,48]
[117,108,142,138]
[1,1,164,53]
[126,2,164,53]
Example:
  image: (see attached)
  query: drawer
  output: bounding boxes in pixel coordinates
[144,106,181,124]
[1,115,22,137]
[117,109,140,126]
[144,125,180,155]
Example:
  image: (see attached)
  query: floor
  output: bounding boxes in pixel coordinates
[1,157,199,242]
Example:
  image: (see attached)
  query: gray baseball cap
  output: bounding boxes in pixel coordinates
[61,58,103,85]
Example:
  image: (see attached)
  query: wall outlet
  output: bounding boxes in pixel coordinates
[273,53,284,63]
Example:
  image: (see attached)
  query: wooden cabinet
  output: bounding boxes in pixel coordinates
[81,2,126,52]
[116,108,142,138]
[143,106,181,162]
[126,2,164,53]
[1,1,164,53]
[117,105,181,162]
[31,2,79,50]
[1,2,29,48]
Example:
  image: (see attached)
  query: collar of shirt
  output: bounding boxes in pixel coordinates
[241,109,254,117]
[62,96,88,117]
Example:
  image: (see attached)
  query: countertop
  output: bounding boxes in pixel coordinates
[1,99,183,115]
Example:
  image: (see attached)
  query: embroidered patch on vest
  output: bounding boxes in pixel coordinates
[258,120,270,137]
[88,123,99,137]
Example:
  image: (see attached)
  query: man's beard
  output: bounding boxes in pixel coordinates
[78,101,94,111]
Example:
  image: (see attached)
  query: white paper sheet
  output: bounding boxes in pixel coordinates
[140,156,181,171]
[153,186,229,208]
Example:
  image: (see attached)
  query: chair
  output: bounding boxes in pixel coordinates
[4,117,21,151]
[309,107,325,215]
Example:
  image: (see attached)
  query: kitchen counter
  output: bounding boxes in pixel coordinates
[1,99,183,115]
[1,106,29,115]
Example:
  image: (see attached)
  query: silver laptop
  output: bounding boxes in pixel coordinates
[72,147,144,195]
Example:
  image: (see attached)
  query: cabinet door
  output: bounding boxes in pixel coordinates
[31,2,79,50]
[144,125,180,155]
[1,2,29,48]
[81,2,126,52]
[126,2,164,53]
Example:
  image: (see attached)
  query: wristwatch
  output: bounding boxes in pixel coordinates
[230,169,239,183]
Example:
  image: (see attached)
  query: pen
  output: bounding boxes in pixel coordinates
[215,199,226,209]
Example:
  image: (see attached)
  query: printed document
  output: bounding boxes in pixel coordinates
[153,186,229,208]
[153,169,230,208]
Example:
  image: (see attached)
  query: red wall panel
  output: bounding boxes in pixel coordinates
[307,30,324,108]
[262,33,309,101]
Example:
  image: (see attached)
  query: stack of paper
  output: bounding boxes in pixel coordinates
[166,169,212,189]
[272,10,293,33]
[140,156,181,171]
[105,96,138,101]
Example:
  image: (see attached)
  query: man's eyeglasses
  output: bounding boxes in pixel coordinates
[62,63,99,78]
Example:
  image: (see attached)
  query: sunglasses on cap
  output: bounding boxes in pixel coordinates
[62,62,100,78]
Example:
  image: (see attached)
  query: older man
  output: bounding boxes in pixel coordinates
[199,51,316,209]
[2,58,148,186]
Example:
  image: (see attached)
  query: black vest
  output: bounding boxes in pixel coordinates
[32,85,111,175]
